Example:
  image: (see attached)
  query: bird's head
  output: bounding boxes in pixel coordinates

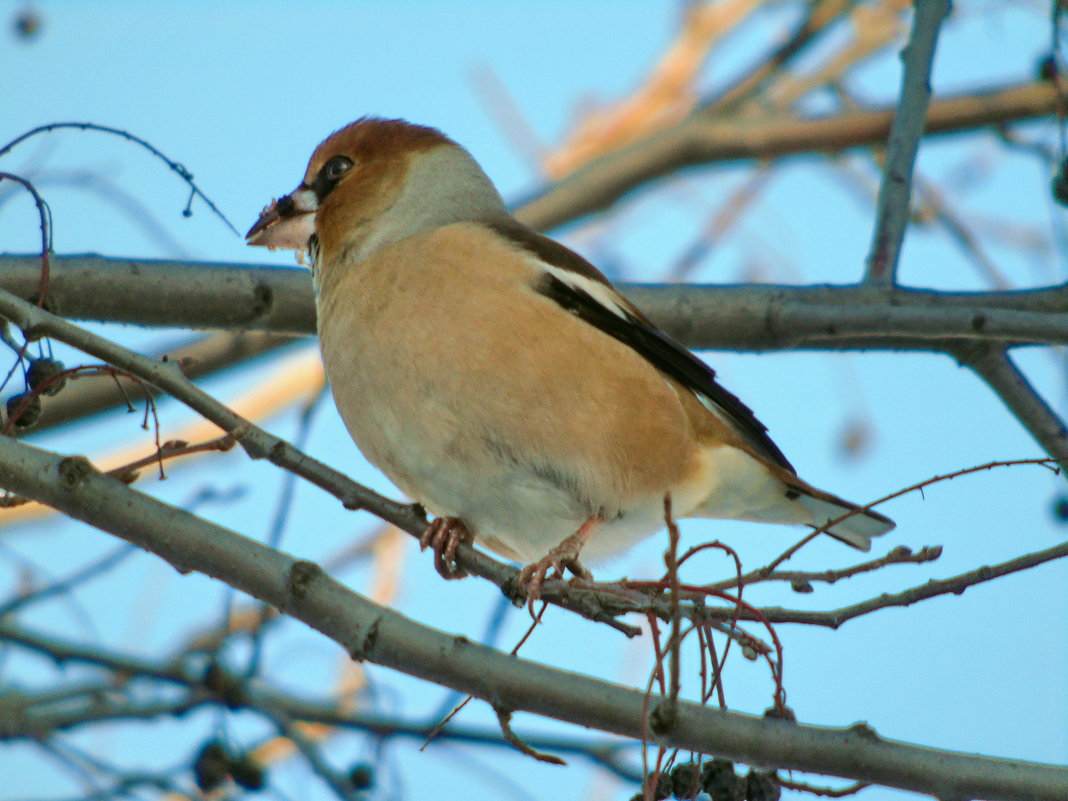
[245,117,506,268]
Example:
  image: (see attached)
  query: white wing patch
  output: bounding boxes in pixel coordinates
[540,259,741,439]
[541,264,632,321]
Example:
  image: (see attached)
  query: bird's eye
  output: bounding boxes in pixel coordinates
[322,156,354,181]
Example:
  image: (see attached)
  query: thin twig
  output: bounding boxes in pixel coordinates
[0,122,239,235]
[664,494,682,705]
[777,775,870,797]
[494,707,566,765]
[0,172,51,306]
[744,537,1068,628]
[705,545,943,593]
[0,543,135,617]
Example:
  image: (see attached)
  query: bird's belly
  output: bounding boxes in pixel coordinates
[328,374,591,560]
[322,345,699,564]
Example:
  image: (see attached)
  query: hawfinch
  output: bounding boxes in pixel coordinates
[246,118,894,594]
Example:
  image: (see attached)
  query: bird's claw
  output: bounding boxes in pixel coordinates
[517,545,592,617]
[419,516,471,579]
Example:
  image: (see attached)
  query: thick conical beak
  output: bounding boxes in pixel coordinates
[245,187,318,251]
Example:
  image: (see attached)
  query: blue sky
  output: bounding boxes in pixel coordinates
[1,3,1065,800]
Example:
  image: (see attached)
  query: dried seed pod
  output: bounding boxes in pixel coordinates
[6,393,42,429]
[702,759,744,800]
[669,762,701,799]
[193,740,230,793]
[744,769,780,801]
[349,763,375,790]
[229,753,266,791]
[26,358,66,396]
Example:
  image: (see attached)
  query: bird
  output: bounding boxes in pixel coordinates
[246,117,894,599]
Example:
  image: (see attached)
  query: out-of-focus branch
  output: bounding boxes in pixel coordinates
[0,621,641,780]
[706,0,859,113]
[3,256,1068,351]
[864,0,950,284]
[545,0,762,177]
[0,435,1065,801]
[516,81,1057,231]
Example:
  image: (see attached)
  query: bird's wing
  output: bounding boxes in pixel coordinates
[483,219,795,473]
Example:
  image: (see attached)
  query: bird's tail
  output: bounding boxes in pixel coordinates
[791,483,895,551]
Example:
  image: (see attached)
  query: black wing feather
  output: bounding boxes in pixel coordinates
[536,271,795,472]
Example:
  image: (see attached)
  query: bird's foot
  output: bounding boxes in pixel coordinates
[517,518,600,614]
[419,516,472,579]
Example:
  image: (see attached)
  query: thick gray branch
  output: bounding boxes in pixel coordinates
[6,258,1067,475]
[0,435,1064,801]
[4,255,1068,351]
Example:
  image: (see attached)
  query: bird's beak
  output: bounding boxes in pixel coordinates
[245,187,318,251]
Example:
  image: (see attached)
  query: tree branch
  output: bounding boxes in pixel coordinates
[720,538,1068,627]
[516,81,1057,231]
[35,330,304,432]
[864,0,950,284]
[0,621,643,780]
[4,256,1068,351]
[0,435,1064,800]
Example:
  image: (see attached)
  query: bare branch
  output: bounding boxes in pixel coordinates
[0,254,315,333]
[494,707,567,765]
[0,122,239,235]
[864,0,951,284]
[1,621,643,780]
[706,545,944,593]
[4,256,1068,351]
[0,434,1065,800]
[35,331,303,432]
[516,81,1057,231]
[741,538,1068,628]
[0,172,51,307]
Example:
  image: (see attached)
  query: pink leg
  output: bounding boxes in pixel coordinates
[518,516,601,611]
[419,516,473,580]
